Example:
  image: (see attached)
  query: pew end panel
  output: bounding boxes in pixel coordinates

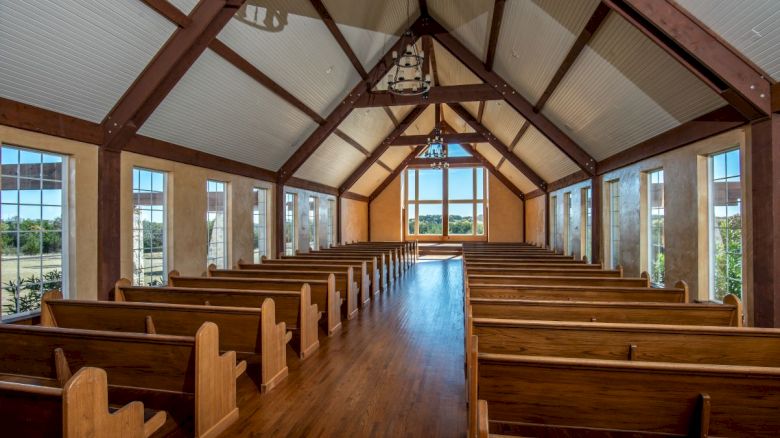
[476,400,489,438]
[298,284,321,359]
[194,322,243,438]
[326,274,343,336]
[259,299,290,393]
[723,294,743,327]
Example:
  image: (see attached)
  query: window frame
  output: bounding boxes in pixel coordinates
[252,187,269,263]
[563,192,572,255]
[707,148,743,302]
[646,169,665,286]
[206,179,228,269]
[131,167,167,286]
[581,187,592,262]
[308,196,319,251]
[606,179,621,269]
[284,192,297,256]
[549,195,557,251]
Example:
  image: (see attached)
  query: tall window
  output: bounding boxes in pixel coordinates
[284,192,297,256]
[563,192,572,255]
[1,145,66,318]
[308,196,318,250]
[406,167,486,237]
[206,180,227,269]
[709,149,742,300]
[132,168,166,286]
[327,199,336,248]
[607,179,620,269]
[252,188,268,263]
[647,169,665,285]
[549,195,557,251]
[581,187,592,262]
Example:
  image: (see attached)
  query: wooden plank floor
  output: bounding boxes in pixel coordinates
[224,258,467,437]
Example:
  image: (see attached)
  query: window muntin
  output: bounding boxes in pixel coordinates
[308,196,318,250]
[132,168,166,286]
[647,169,665,286]
[1,145,66,318]
[549,195,557,250]
[607,180,620,269]
[582,187,592,262]
[327,199,336,248]
[709,149,742,301]
[406,167,486,237]
[252,188,268,263]
[563,192,572,255]
[284,192,296,256]
[206,180,227,269]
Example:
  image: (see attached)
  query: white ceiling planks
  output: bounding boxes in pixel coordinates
[677,0,780,81]
[0,0,175,123]
[324,0,416,72]
[380,146,414,169]
[513,125,580,182]
[349,162,391,196]
[388,105,416,124]
[404,105,435,135]
[219,0,361,118]
[481,100,526,147]
[541,13,725,161]
[138,49,318,171]
[338,107,397,153]
[474,143,503,167]
[493,0,601,104]
[498,161,538,194]
[293,134,367,187]
[428,0,494,61]
[443,105,476,133]
[433,39,483,86]
[168,0,198,15]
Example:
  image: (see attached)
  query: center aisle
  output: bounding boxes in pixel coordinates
[223,258,467,437]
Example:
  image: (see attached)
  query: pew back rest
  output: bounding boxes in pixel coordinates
[468,282,688,303]
[467,274,648,287]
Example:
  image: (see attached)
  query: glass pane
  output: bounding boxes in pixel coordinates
[448,168,474,200]
[407,169,416,201]
[417,203,442,235]
[407,204,416,235]
[476,202,484,235]
[418,169,443,200]
[448,203,474,235]
[476,168,484,200]
[447,144,472,157]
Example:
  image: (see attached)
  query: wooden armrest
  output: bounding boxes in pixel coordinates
[143,410,168,438]
[235,360,247,377]
[285,331,293,343]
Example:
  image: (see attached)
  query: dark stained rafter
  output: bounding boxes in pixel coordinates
[460,144,524,200]
[334,129,371,156]
[341,191,369,202]
[384,107,400,127]
[391,132,485,146]
[309,0,368,80]
[424,35,440,85]
[772,83,780,113]
[278,17,426,183]
[415,17,597,175]
[141,0,191,27]
[102,0,245,151]
[354,84,500,107]
[477,101,486,123]
[418,0,428,17]
[448,103,547,191]
[496,120,530,168]
[286,177,339,196]
[534,2,610,111]
[0,97,103,145]
[339,105,429,194]
[408,156,481,167]
[369,146,423,202]
[377,161,394,172]
[604,0,772,119]
[484,0,506,71]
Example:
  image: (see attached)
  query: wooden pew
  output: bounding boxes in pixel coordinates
[209,264,359,320]
[41,291,290,392]
[465,266,623,277]
[239,258,372,305]
[469,295,743,327]
[344,241,415,267]
[469,338,780,437]
[0,322,243,438]
[464,261,591,269]
[311,248,398,280]
[114,281,320,358]
[168,271,342,336]
[1,367,166,438]
[467,273,649,288]
[472,317,780,366]
[283,254,387,292]
[467,281,688,303]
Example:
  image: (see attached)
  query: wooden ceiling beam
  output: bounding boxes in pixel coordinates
[604,0,772,119]
[309,0,368,80]
[391,132,485,146]
[484,0,506,71]
[355,84,500,107]
[461,144,524,200]
[286,176,339,196]
[534,2,610,111]
[384,107,400,127]
[339,105,428,194]
[496,119,530,168]
[278,17,425,183]
[369,145,425,202]
[448,103,547,191]
[334,129,371,156]
[102,0,245,151]
[408,156,482,167]
[377,160,394,172]
[419,0,428,17]
[140,0,191,27]
[416,18,596,175]
[772,83,780,114]
[424,35,439,86]
[0,97,103,145]
[477,101,486,123]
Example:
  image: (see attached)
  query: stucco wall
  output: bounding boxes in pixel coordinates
[0,125,99,301]
[487,172,524,242]
[369,174,403,241]
[341,197,368,243]
[524,195,546,246]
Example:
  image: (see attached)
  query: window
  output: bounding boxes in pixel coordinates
[1,145,66,318]
[607,180,620,269]
[647,169,665,285]
[581,187,592,262]
[563,192,572,255]
[549,195,557,251]
[132,168,166,286]
[308,196,318,250]
[252,188,268,263]
[709,149,742,301]
[406,167,486,237]
[206,180,227,269]
[327,199,336,248]
[284,192,297,255]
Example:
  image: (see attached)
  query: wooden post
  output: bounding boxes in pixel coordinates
[336,196,342,245]
[275,183,284,258]
[591,176,602,264]
[544,194,550,248]
[97,148,121,300]
[750,115,780,327]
